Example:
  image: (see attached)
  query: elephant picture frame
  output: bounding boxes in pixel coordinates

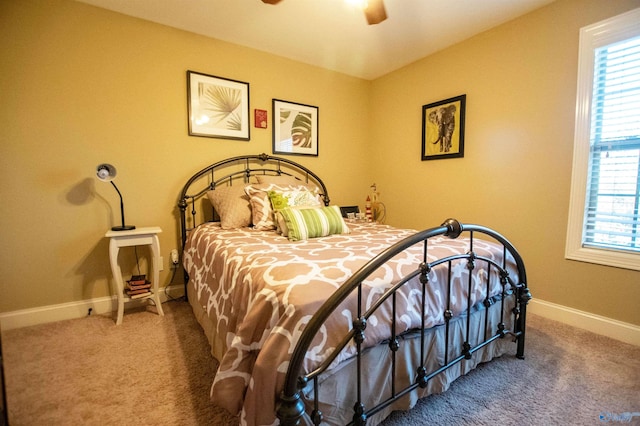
[421,94,466,160]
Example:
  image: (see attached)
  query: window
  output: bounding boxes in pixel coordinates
[566,8,640,271]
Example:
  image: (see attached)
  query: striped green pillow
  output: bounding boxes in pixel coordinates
[279,205,350,241]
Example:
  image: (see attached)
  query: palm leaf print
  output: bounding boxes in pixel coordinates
[199,84,242,130]
[291,112,312,147]
[279,110,292,124]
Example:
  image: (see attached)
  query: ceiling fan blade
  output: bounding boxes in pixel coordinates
[364,0,387,25]
[261,0,282,4]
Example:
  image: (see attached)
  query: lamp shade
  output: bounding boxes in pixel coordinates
[96,163,116,182]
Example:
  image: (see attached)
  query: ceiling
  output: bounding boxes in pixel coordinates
[76,0,555,80]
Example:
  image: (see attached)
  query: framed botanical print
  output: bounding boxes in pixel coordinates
[272,99,319,156]
[187,70,250,140]
[422,94,466,160]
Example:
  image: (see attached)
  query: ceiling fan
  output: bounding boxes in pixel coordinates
[261,0,387,25]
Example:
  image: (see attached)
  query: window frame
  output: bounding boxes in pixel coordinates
[565,7,640,271]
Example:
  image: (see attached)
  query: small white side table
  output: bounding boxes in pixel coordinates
[106,227,165,325]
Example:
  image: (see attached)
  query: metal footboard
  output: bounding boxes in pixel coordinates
[276,218,531,425]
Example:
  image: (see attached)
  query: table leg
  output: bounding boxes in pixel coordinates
[108,239,125,325]
[150,235,165,317]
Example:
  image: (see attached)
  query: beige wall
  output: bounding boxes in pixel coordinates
[0,0,372,313]
[1,0,639,326]
[370,0,640,325]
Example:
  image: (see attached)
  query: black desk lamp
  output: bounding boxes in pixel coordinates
[96,163,135,231]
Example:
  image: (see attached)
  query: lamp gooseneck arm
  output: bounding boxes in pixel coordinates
[110,181,127,229]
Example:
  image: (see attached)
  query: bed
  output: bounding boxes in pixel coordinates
[178,153,531,426]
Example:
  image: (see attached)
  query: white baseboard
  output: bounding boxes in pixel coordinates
[2,292,638,347]
[528,299,639,346]
[0,285,185,331]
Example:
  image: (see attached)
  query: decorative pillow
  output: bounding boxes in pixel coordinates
[206,185,252,229]
[274,210,290,237]
[268,189,321,210]
[279,205,350,241]
[256,174,323,194]
[256,174,307,186]
[268,189,322,236]
[245,183,319,230]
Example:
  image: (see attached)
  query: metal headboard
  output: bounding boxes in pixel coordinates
[178,153,330,293]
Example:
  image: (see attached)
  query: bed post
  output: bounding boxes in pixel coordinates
[276,391,305,426]
[516,283,532,359]
[178,197,189,301]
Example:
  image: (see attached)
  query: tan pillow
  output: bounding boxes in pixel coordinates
[206,185,252,229]
[256,174,304,186]
[255,174,321,192]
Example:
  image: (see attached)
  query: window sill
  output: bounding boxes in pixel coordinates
[565,245,640,271]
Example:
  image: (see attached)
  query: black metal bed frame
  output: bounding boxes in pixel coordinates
[177,154,531,425]
[276,218,531,425]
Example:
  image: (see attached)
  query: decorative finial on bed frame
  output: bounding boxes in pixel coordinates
[442,218,463,238]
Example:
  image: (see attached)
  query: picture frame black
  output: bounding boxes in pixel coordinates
[339,206,360,218]
[272,99,319,156]
[421,94,466,160]
[187,70,250,140]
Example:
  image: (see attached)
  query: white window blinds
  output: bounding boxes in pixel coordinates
[584,36,640,253]
[566,8,640,270]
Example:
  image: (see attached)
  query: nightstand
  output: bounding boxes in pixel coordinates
[106,227,165,325]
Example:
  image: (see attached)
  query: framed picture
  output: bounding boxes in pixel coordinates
[254,109,268,129]
[187,70,250,140]
[272,99,319,156]
[421,94,466,160]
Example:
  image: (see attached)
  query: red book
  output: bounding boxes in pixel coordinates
[126,288,151,295]
[127,281,151,291]
[127,274,148,286]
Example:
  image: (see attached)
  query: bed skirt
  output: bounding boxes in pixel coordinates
[188,283,516,425]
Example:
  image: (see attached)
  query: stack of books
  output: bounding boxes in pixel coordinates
[126,274,152,299]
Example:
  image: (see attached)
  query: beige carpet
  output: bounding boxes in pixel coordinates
[2,301,639,425]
